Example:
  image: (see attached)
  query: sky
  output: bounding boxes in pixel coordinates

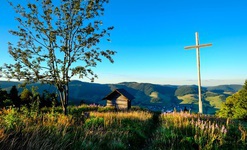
[0,0,247,86]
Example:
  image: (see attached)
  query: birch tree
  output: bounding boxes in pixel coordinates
[4,0,115,115]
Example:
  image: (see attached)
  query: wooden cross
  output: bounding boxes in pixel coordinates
[184,32,212,114]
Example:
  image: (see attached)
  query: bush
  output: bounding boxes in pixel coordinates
[3,108,22,130]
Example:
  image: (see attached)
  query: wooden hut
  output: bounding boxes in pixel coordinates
[103,89,134,110]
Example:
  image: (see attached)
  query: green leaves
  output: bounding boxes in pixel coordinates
[217,80,247,120]
[5,0,115,114]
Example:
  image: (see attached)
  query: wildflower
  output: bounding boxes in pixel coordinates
[223,129,227,135]
[201,124,205,130]
[221,125,225,134]
[210,123,215,134]
[215,123,219,129]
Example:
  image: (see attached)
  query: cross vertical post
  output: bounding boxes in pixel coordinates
[184,32,212,114]
[195,32,202,114]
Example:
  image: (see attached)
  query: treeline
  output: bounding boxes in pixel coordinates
[0,85,58,109]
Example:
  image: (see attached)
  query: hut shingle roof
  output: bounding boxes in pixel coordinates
[103,89,135,100]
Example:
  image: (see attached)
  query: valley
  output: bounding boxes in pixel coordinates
[0,80,242,114]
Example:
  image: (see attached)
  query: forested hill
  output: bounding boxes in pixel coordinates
[0,80,243,114]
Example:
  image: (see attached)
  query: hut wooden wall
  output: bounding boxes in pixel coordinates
[106,99,115,107]
[116,95,128,109]
[106,95,129,109]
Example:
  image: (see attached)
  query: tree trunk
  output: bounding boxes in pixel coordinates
[62,102,68,115]
[58,84,69,115]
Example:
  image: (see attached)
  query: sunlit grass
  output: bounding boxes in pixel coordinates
[205,95,224,109]
[0,106,153,150]
[0,106,246,149]
[148,112,247,150]
[177,94,198,104]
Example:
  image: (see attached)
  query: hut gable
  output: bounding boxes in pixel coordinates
[103,89,134,109]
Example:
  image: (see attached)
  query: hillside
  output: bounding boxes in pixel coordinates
[206,84,242,94]
[0,80,243,114]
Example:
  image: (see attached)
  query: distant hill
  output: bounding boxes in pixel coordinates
[175,85,207,96]
[0,80,243,114]
[206,85,242,94]
[0,81,20,89]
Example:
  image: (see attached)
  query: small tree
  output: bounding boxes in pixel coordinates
[20,88,32,106]
[4,0,115,115]
[217,80,247,120]
[234,81,247,119]
[216,92,239,118]
[0,88,10,108]
[9,85,20,109]
[40,91,58,108]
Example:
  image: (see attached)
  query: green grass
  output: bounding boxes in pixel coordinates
[223,91,234,95]
[177,94,198,104]
[177,92,228,114]
[0,106,246,149]
[0,106,154,150]
[149,92,171,104]
[205,95,224,109]
[148,112,247,150]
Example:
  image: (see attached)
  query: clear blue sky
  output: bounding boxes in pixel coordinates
[1,0,247,86]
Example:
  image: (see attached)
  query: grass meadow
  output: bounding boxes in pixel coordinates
[0,105,246,150]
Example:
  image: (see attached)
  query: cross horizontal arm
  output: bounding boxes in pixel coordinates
[184,43,212,50]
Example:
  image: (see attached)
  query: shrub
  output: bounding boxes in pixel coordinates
[3,108,22,130]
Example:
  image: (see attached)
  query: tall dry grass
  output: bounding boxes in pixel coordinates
[0,106,246,150]
[148,112,247,150]
[0,107,153,150]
